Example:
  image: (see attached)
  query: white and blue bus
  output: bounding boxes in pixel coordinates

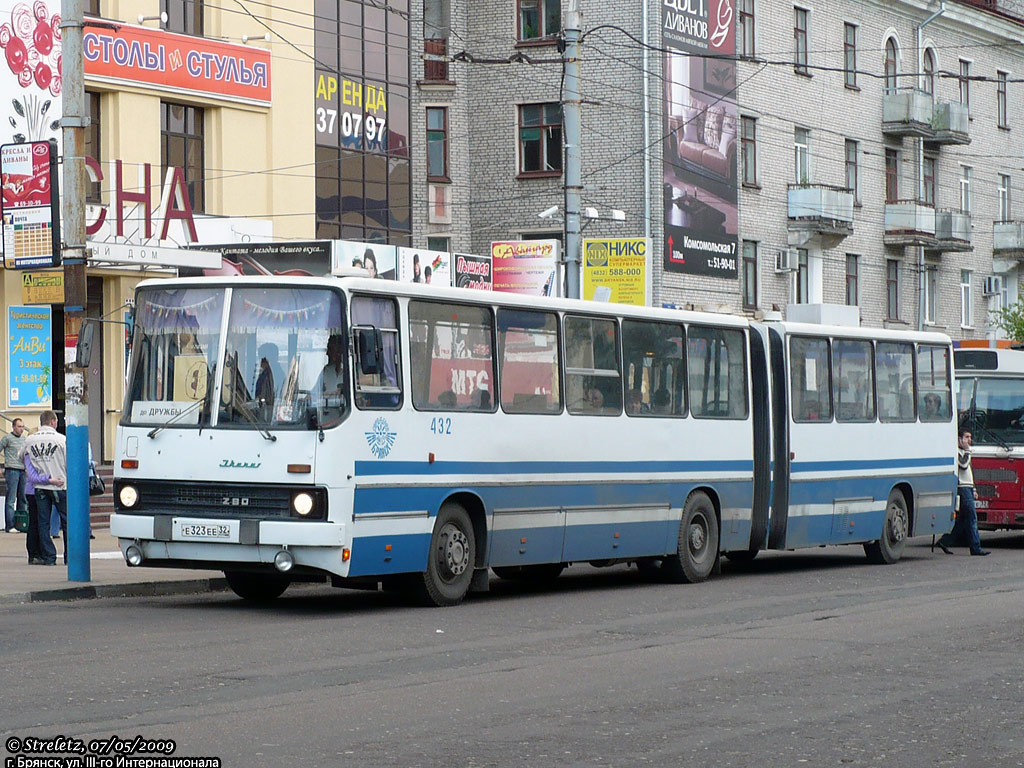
[110,276,957,604]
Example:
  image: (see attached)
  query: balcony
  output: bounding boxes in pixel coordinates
[927,101,970,146]
[882,88,935,138]
[926,209,972,252]
[884,200,937,247]
[994,221,1024,257]
[787,184,854,247]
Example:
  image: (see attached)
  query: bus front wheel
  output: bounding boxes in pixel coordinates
[414,502,476,607]
[224,571,290,602]
[662,491,719,584]
[864,490,909,565]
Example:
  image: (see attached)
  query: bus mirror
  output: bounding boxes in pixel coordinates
[356,328,380,375]
[75,320,96,368]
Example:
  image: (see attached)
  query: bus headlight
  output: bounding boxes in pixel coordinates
[292,492,315,517]
[119,485,139,508]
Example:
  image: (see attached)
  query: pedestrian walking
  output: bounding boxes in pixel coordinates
[937,426,990,557]
[22,411,67,566]
[0,417,28,532]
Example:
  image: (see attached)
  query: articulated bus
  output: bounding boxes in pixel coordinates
[955,345,1024,531]
[110,276,957,604]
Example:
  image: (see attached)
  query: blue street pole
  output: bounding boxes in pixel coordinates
[66,423,90,581]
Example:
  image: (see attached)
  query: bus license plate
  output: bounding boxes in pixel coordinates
[178,523,232,539]
[975,499,988,509]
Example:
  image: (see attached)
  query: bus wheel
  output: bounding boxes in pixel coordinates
[224,571,290,602]
[864,490,909,565]
[662,491,719,584]
[414,502,476,606]
[492,563,565,583]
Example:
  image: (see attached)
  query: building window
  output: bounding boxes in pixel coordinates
[960,165,972,215]
[426,107,448,181]
[844,139,858,200]
[922,48,935,95]
[886,259,899,320]
[518,103,562,175]
[843,23,857,88]
[925,267,938,325]
[793,8,809,74]
[427,236,450,252]
[739,0,755,58]
[998,71,1009,129]
[845,254,858,306]
[163,0,202,36]
[794,248,809,304]
[161,102,204,214]
[518,0,559,41]
[922,156,935,206]
[999,173,1012,221]
[424,0,450,82]
[742,241,757,309]
[85,90,101,203]
[794,127,810,183]
[959,60,970,110]
[961,269,972,327]
[85,0,99,17]
[885,149,899,203]
[884,38,898,94]
[741,116,757,186]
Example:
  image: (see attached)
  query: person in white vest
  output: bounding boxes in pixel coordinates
[21,411,66,566]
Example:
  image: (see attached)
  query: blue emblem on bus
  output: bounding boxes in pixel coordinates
[366,417,397,458]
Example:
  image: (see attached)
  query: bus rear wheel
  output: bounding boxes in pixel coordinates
[662,491,719,584]
[864,489,909,565]
[224,571,290,602]
[413,502,476,607]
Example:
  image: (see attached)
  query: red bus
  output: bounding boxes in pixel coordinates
[955,345,1024,530]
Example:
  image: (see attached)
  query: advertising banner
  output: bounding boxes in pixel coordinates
[0,0,63,148]
[490,239,559,296]
[397,247,452,286]
[662,0,739,278]
[333,240,397,279]
[583,238,648,306]
[1,140,60,268]
[20,270,63,304]
[83,23,271,106]
[7,305,52,408]
[181,241,331,277]
[453,253,492,291]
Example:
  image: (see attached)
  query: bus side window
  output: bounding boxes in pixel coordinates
[833,339,875,422]
[622,319,685,417]
[688,326,748,419]
[917,344,952,422]
[790,336,832,423]
[876,342,915,422]
[497,309,562,415]
[409,300,495,412]
[565,315,622,416]
[351,295,402,410]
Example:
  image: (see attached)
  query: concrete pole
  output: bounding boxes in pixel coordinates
[61,0,90,581]
[563,0,582,299]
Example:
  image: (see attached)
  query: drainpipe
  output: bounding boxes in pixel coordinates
[917,3,945,331]
[642,0,651,305]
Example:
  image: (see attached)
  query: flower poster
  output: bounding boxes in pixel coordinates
[1,0,63,148]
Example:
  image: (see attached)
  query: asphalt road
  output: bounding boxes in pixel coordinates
[2,535,1022,768]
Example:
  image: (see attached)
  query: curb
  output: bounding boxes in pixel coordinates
[0,577,229,605]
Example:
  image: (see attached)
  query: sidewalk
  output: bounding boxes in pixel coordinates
[0,527,226,604]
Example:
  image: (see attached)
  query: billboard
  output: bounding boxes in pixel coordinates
[397,247,452,286]
[7,305,52,408]
[0,0,62,148]
[333,240,397,279]
[454,253,492,291]
[583,237,648,306]
[1,140,60,268]
[662,0,739,278]
[490,239,560,296]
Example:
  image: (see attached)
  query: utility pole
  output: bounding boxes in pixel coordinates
[563,0,582,299]
[61,0,90,581]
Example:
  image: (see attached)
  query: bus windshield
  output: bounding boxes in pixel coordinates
[956,376,1024,446]
[125,285,347,431]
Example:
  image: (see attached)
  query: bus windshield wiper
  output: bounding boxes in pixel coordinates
[231,397,277,442]
[147,397,205,439]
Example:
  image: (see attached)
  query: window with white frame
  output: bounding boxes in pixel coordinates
[794,127,810,184]
[998,71,1008,129]
[742,241,757,309]
[884,38,898,94]
[794,248,809,304]
[739,0,755,58]
[960,165,973,214]
[886,259,899,320]
[518,0,560,41]
[922,48,935,96]
[999,174,1012,221]
[843,23,856,88]
[961,270,972,327]
[959,60,970,110]
[925,267,938,325]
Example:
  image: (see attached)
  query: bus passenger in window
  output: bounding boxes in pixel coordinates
[625,390,642,415]
[318,334,346,408]
[922,393,941,420]
[438,390,457,408]
[583,388,604,412]
[651,388,670,414]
